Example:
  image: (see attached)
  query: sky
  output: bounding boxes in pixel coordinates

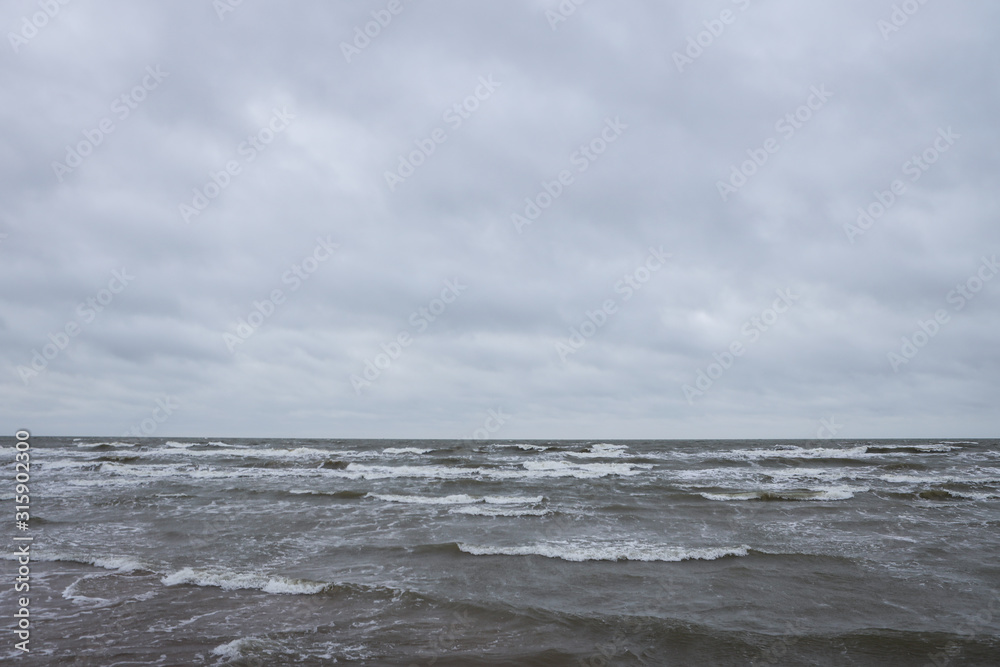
[1,0,998,440]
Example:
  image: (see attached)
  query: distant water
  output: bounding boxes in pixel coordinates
[5,437,1000,665]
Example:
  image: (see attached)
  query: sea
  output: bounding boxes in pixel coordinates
[4,437,1000,666]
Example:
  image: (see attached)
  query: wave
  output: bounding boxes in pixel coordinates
[947,489,1000,500]
[711,443,956,462]
[718,445,870,461]
[161,567,329,594]
[564,443,630,459]
[382,447,432,455]
[371,493,480,505]
[487,443,549,451]
[699,487,862,502]
[63,580,109,606]
[1,552,149,573]
[911,488,1000,501]
[288,489,367,498]
[317,462,649,481]
[454,541,751,563]
[95,455,140,464]
[369,493,544,506]
[134,446,360,461]
[866,444,956,454]
[519,461,651,478]
[76,441,137,449]
[450,506,550,517]
[484,495,544,504]
[213,637,258,661]
[879,470,1000,484]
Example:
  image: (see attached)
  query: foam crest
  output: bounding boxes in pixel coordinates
[370,493,544,506]
[450,506,549,517]
[699,486,862,501]
[161,567,327,594]
[2,552,148,572]
[457,541,750,562]
[565,443,630,459]
[370,493,479,505]
[382,447,432,455]
[721,446,870,460]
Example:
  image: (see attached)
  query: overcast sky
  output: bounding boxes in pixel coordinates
[2,0,998,440]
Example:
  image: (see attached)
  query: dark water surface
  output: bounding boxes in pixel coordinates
[4,437,1000,665]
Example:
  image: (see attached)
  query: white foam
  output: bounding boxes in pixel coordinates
[457,541,750,562]
[39,460,99,470]
[89,556,147,572]
[3,552,147,572]
[870,444,957,453]
[370,493,479,505]
[370,493,544,506]
[151,445,357,460]
[382,447,432,455]
[518,461,651,479]
[721,446,870,460]
[699,486,861,501]
[947,490,1000,500]
[484,495,544,504]
[880,471,1000,484]
[450,506,549,517]
[213,637,259,660]
[162,567,327,594]
[565,443,630,459]
[165,441,195,448]
[62,575,110,606]
[99,462,309,480]
[75,441,136,448]
[489,443,549,451]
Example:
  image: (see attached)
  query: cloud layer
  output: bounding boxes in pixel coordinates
[2,0,998,439]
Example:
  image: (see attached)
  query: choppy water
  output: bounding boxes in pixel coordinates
[4,437,1000,665]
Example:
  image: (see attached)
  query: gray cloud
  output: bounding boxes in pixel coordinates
[1,0,998,439]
